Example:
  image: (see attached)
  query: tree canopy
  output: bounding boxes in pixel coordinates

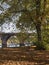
[0,0,49,49]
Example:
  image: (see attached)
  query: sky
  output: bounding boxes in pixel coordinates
[0,1,36,33]
[1,22,20,33]
[0,2,21,33]
[0,12,21,33]
[0,2,10,14]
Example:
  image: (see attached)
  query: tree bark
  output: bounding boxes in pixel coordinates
[1,34,12,48]
[36,22,41,43]
[2,39,7,48]
[36,0,42,43]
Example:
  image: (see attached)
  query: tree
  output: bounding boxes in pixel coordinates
[0,0,48,49]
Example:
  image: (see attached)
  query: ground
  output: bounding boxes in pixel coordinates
[0,47,49,65]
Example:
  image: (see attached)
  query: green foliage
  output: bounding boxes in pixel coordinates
[33,41,46,50]
[0,0,49,50]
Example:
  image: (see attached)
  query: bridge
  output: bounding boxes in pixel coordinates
[0,32,33,48]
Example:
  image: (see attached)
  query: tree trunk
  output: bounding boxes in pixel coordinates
[36,22,41,43]
[1,34,12,48]
[34,0,46,49]
[36,0,42,43]
[2,39,7,48]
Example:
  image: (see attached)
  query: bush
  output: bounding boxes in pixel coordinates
[33,41,46,50]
